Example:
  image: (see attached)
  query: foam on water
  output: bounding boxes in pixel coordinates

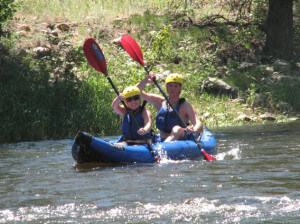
[156,143,190,164]
[1,196,299,223]
[216,146,241,160]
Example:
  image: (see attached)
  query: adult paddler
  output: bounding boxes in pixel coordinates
[137,73,203,142]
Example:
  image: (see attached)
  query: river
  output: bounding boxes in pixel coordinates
[0,122,299,223]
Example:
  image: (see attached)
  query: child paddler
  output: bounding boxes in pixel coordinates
[112,86,153,145]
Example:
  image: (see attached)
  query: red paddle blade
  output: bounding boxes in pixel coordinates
[201,149,217,161]
[120,35,146,67]
[83,38,107,75]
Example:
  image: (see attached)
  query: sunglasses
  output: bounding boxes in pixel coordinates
[126,95,140,102]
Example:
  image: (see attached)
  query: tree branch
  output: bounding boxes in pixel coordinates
[187,14,265,31]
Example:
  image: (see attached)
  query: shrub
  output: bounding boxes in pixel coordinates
[0,0,17,36]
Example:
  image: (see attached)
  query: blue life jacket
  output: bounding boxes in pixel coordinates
[156,98,186,133]
[121,101,152,140]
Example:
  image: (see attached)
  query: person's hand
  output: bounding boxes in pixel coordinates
[118,94,125,102]
[146,71,156,83]
[137,127,147,135]
[184,125,194,134]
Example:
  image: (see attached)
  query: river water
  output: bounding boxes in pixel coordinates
[0,122,299,223]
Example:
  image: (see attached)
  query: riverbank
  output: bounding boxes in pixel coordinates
[1,1,299,143]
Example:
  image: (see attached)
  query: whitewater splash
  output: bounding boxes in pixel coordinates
[155,144,190,164]
[1,196,298,223]
[216,146,241,160]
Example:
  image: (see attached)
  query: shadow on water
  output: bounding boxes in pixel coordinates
[73,161,158,172]
[74,162,131,172]
[213,119,300,135]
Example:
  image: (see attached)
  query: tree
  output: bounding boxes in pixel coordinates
[264,0,294,60]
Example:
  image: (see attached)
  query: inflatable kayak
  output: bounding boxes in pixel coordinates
[71,128,217,164]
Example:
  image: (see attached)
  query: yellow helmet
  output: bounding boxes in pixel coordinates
[165,73,183,85]
[122,86,141,99]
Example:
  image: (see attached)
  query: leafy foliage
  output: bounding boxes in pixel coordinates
[0,0,17,36]
[0,37,120,142]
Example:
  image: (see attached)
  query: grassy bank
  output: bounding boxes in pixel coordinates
[1,0,299,143]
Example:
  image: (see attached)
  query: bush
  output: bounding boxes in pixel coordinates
[0,0,17,36]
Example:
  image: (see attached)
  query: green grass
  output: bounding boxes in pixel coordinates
[15,0,174,23]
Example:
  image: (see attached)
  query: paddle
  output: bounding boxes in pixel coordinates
[120,35,216,161]
[83,37,160,162]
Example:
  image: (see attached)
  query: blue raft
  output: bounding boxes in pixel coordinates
[71,128,217,164]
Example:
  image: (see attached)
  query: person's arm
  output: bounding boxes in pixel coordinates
[182,102,203,134]
[137,108,152,135]
[112,94,127,117]
[136,71,155,91]
[136,72,164,111]
[141,92,164,111]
